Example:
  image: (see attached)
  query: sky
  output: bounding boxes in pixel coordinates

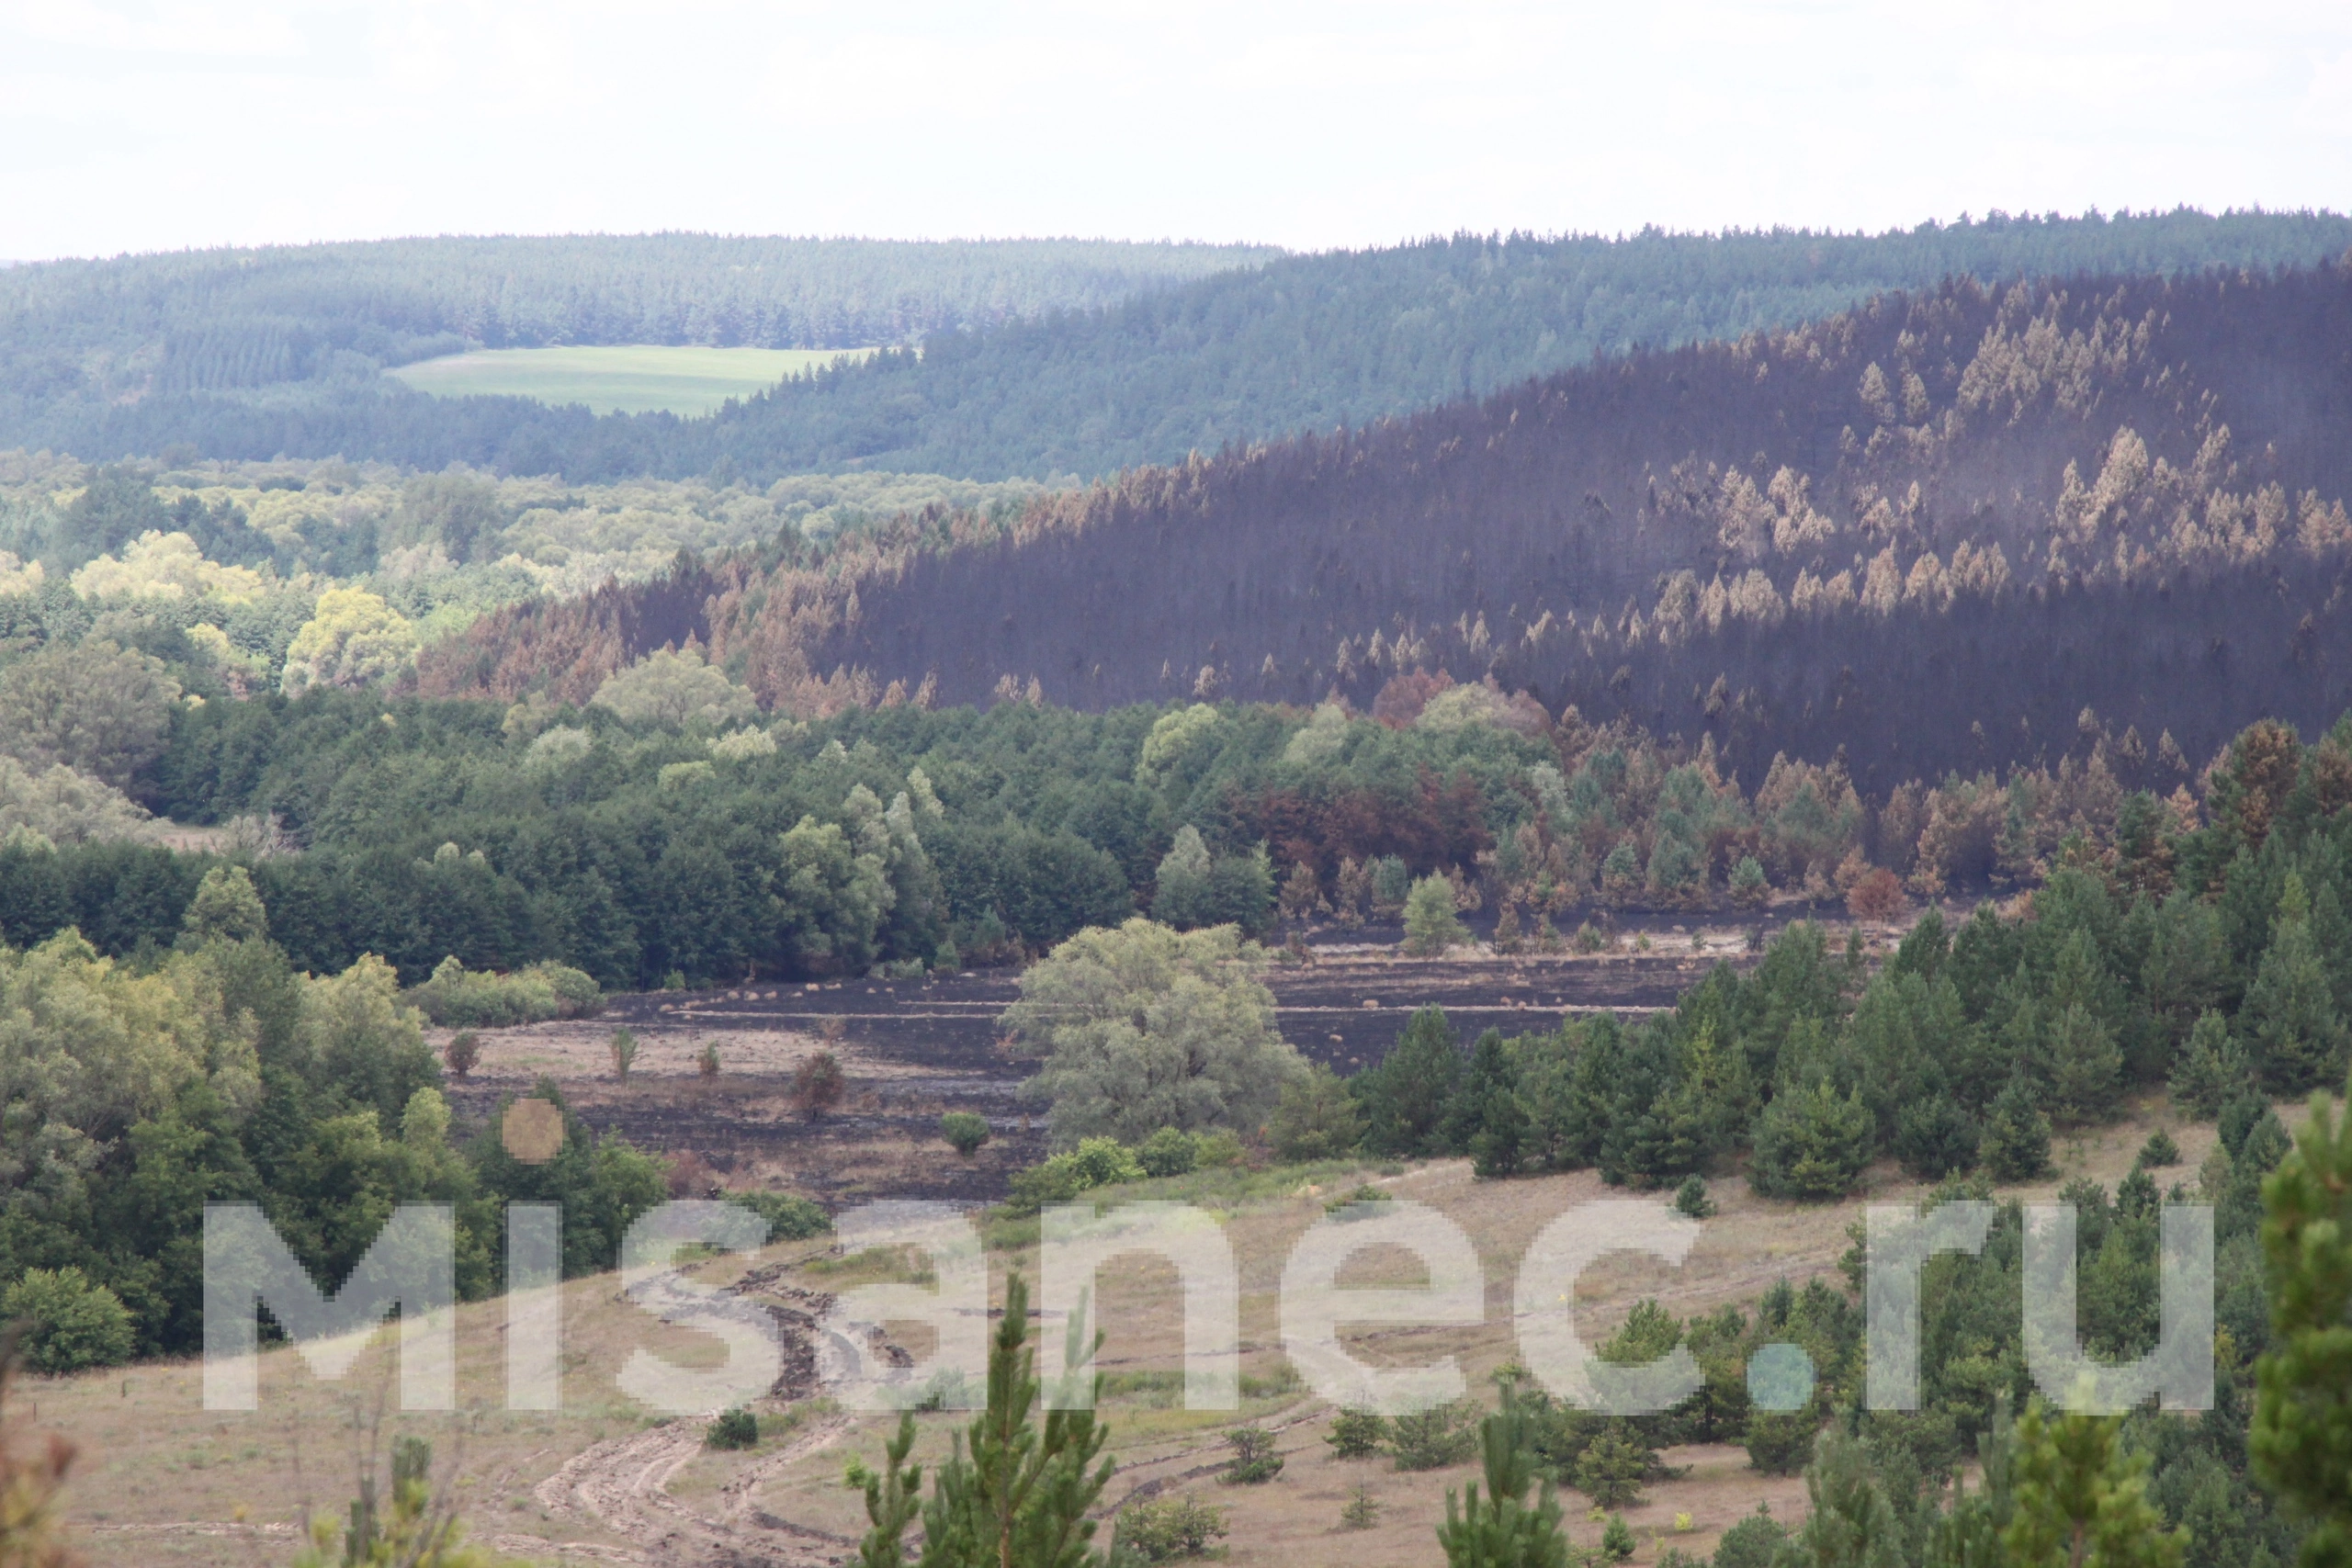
[2,0,2348,261]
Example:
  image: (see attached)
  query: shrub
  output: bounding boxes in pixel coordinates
[1221,1426,1283,1483]
[0,1267,133,1373]
[1601,1515,1635,1561]
[792,1049,846,1117]
[1673,1176,1715,1219]
[1340,1482,1382,1529]
[609,1027,639,1082]
[697,1042,720,1078]
[1327,1184,1394,1217]
[706,1407,759,1450]
[1390,1400,1479,1470]
[1574,1422,1655,1507]
[1713,1506,1791,1568]
[407,956,600,1027]
[727,1190,832,1241]
[1003,1136,1147,1214]
[1136,1126,1200,1178]
[941,1111,991,1156]
[2137,1127,2182,1168]
[1743,1408,1817,1474]
[1325,1407,1388,1460]
[1846,866,1905,922]
[443,1030,481,1079]
[1114,1495,1227,1562]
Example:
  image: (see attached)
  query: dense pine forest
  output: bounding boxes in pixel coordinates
[11,212,2346,482]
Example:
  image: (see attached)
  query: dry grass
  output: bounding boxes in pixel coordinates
[25,1087,2239,1567]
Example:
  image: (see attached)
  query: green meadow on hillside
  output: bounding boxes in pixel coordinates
[390,344,877,414]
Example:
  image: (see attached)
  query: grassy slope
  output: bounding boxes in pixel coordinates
[29,1099,2230,1568]
[388,346,881,415]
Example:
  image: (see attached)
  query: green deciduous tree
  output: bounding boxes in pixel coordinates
[588,641,758,728]
[280,588,419,695]
[1404,873,1470,954]
[1266,1063,1363,1161]
[0,637,180,788]
[1000,919,1303,1146]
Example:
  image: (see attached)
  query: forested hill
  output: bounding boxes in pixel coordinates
[422,260,2352,797]
[0,233,1276,434]
[14,211,2350,482]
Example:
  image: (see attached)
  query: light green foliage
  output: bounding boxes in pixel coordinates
[776,813,896,973]
[69,529,266,603]
[591,642,759,728]
[940,1111,991,1156]
[1404,873,1470,954]
[1135,1125,1200,1178]
[279,587,418,694]
[0,637,181,787]
[1282,702,1351,768]
[390,344,879,415]
[1136,704,1225,788]
[293,1436,491,1568]
[1267,1063,1364,1161]
[2253,1068,2352,1567]
[2005,1399,2182,1568]
[854,1410,922,1568]
[1001,919,1303,1146]
[182,863,269,944]
[0,1265,134,1372]
[0,754,153,847]
[1152,826,1214,926]
[1114,1494,1228,1561]
[1437,1395,1573,1568]
[404,955,600,1027]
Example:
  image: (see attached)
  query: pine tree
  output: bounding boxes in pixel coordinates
[1354,1005,1463,1156]
[1448,1029,1531,1179]
[2251,1066,2352,1568]
[1791,1427,1907,1568]
[1980,1074,2052,1182]
[2003,1399,2182,1568]
[1749,1074,1872,1201]
[2046,1002,2123,1125]
[1436,1397,1573,1568]
[856,1412,922,1568]
[916,1272,1114,1568]
[2168,1010,2250,1119]
[2247,874,2348,1093]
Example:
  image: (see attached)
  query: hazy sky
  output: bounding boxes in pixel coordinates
[3,0,2347,260]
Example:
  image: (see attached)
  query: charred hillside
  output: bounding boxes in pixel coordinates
[423,264,2352,795]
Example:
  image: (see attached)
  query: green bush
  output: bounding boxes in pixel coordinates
[727,1190,832,1241]
[1136,1126,1200,1178]
[1981,1076,2053,1181]
[1220,1426,1283,1483]
[1673,1176,1715,1219]
[406,955,601,1027]
[706,1407,759,1450]
[1114,1494,1227,1561]
[1325,1407,1388,1460]
[1713,1505,1791,1568]
[0,1267,134,1373]
[1004,1135,1148,1214]
[941,1111,991,1156]
[1601,1514,1636,1562]
[2137,1127,2182,1168]
[1389,1399,1479,1471]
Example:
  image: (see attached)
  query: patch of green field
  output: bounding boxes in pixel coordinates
[387,344,877,415]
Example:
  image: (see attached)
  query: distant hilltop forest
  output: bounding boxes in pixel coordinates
[8,210,2348,482]
[420,259,2352,795]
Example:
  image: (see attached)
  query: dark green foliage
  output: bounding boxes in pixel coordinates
[1749,1072,1873,1201]
[1267,1064,1363,1162]
[854,1411,922,1568]
[1600,1514,1635,1562]
[1979,1076,2053,1182]
[2137,1128,2182,1168]
[1390,1401,1481,1471]
[2252,1066,2352,1568]
[1354,1006,1463,1157]
[1451,1029,1531,1178]
[1673,1175,1715,1219]
[1325,1408,1387,1461]
[1219,1427,1282,1484]
[940,1111,991,1156]
[1574,1426,1654,1508]
[1713,1505,1791,1568]
[2172,1010,2252,1118]
[1437,1394,1574,1568]
[1894,1094,1980,1180]
[706,1407,759,1450]
[726,1190,832,1241]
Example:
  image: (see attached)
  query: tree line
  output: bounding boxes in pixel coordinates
[12,213,2347,483]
